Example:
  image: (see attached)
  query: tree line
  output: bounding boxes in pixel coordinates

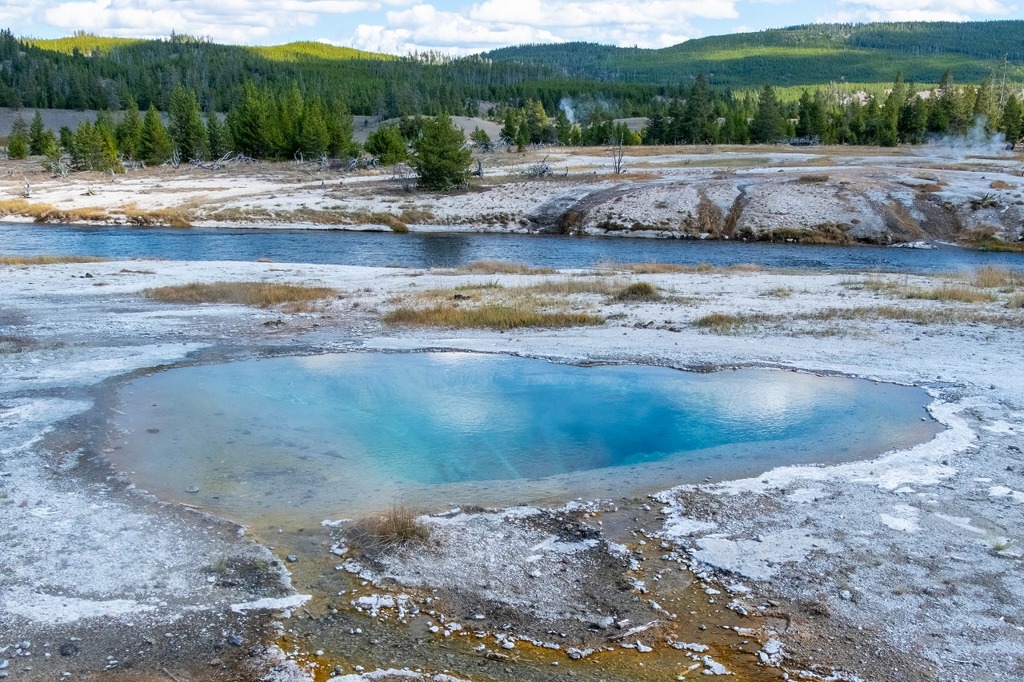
[5,71,1022,176]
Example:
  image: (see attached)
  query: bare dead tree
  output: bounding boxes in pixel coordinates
[610,132,626,175]
[391,162,417,192]
[472,158,484,179]
[521,155,553,178]
[20,176,30,198]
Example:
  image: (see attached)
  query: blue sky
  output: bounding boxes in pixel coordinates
[7,0,1022,54]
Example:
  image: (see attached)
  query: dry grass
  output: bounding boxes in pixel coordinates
[600,261,763,275]
[384,302,603,330]
[975,239,1024,253]
[145,281,336,307]
[692,312,779,333]
[990,180,1016,190]
[800,306,1021,327]
[0,199,110,223]
[613,281,660,302]
[974,266,1022,289]
[522,278,620,296]
[796,173,830,183]
[849,275,1000,302]
[903,285,996,303]
[453,260,557,275]
[118,205,192,228]
[0,254,108,265]
[345,506,430,555]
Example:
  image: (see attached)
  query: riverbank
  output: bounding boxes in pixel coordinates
[2,144,1023,247]
[1,256,1022,681]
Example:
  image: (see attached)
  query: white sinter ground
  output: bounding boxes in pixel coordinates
[1,257,1022,680]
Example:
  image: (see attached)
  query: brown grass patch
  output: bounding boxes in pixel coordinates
[384,302,602,330]
[692,312,780,333]
[613,281,660,302]
[345,506,430,555]
[974,266,1022,289]
[453,260,556,275]
[145,282,336,307]
[600,261,763,275]
[796,174,830,183]
[903,285,996,303]
[0,199,110,223]
[522,278,619,296]
[0,254,108,265]
[118,206,192,228]
[990,180,1016,190]
[975,238,1024,253]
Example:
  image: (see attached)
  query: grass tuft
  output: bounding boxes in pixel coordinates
[796,173,830,183]
[454,260,556,275]
[384,303,603,330]
[602,261,764,275]
[0,199,110,223]
[119,206,192,228]
[345,506,430,555]
[692,312,778,333]
[903,285,995,303]
[0,254,108,265]
[145,282,336,308]
[613,281,660,302]
[974,266,1021,289]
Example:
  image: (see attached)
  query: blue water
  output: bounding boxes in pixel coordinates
[4,222,1021,272]
[111,352,939,524]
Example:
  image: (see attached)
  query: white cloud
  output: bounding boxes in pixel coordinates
[833,0,1016,23]
[39,0,391,43]
[350,0,739,54]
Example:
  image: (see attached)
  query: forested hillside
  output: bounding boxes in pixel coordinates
[485,22,1024,87]
[0,30,669,117]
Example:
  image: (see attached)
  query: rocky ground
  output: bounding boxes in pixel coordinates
[1,254,1022,681]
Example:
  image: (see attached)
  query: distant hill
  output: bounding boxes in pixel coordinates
[2,22,1022,121]
[483,22,1024,87]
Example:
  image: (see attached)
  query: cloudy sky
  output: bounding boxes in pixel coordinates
[8,0,1022,54]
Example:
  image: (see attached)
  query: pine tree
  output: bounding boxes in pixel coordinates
[298,100,330,158]
[412,112,472,190]
[326,102,356,158]
[500,110,521,146]
[116,99,143,159]
[972,77,998,130]
[470,126,491,150]
[139,104,173,164]
[168,83,208,161]
[7,115,29,159]
[554,109,573,145]
[1002,94,1023,145]
[365,124,407,164]
[206,112,230,158]
[795,90,825,140]
[750,85,786,143]
[70,120,122,172]
[228,82,271,158]
[681,75,716,144]
[29,110,47,155]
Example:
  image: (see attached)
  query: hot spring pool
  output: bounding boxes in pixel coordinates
[110,352,939,526]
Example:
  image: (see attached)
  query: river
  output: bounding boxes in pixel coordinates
[2,223,1021,272]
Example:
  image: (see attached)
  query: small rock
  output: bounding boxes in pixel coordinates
[286,554,298,563]
[185,486,200,494]
[636,641,653,653]
[227,633,244,646]
[839,590,852,601]
[209,658,222,667]
[58,643,78,657]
